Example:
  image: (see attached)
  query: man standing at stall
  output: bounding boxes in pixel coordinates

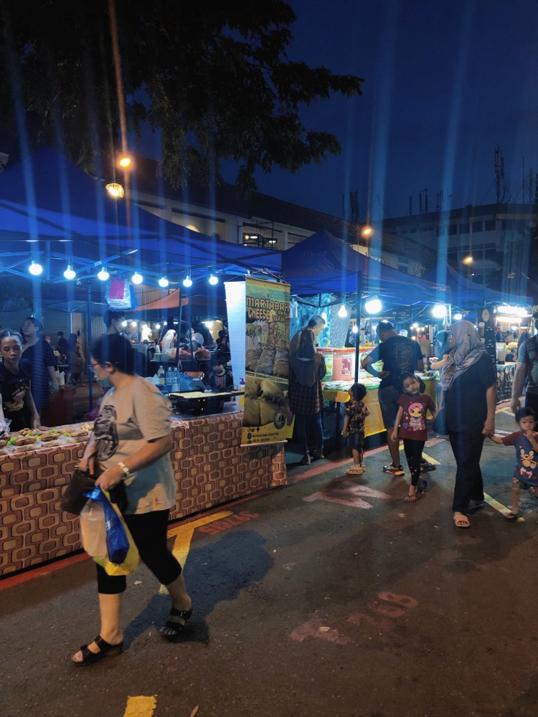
[361,321,424,476]
[511,326,538,415]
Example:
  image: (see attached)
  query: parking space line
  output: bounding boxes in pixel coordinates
[123,695,157,717]
[484,492,512,517]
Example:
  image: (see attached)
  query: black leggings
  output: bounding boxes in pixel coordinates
[96,509,181,594]
[403,439,425,487]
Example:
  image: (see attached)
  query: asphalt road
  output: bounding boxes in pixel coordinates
[1,405,537,717]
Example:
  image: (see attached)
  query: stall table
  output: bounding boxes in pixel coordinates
[1,409,286,576]
[322,374,438,438]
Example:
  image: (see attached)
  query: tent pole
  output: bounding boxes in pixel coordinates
[177,288,183,370]
[86,284,93,411]
[354,288,360,384]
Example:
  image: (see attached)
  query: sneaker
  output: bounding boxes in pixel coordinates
[383,464,405,477]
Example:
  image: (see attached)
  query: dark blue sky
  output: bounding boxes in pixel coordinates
[248,0,538,219]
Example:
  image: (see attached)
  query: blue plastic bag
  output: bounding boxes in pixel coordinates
[85,487,130,565]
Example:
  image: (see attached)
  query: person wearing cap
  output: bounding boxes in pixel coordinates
[361,321,424,477]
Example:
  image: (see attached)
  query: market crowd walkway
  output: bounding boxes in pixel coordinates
[1,405,538,717]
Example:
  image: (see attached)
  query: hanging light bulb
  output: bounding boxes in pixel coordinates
[182,275,193,288]
[155,323,161,330]
[453,312,463,321]
[365,297,383,315]
[158,276,169,288]
[130,321,138,328]
[431,304,447,319]
[116,153,134,170]
[121,320,128,328]
[28,261,43,276]
[97,267,110,281]
[337,304,348,319]
[462,254,474,266]
[63,265,76,281]
[131,272,143,285]
[208,273,219,286]
[321,311,328,322]
[351,323,359,334]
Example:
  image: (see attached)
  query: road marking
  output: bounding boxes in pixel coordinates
[159,510,232,594]
[398,446,440,465]
[303,481,390,510]
[123,696,157,717]
[484,492,512,517]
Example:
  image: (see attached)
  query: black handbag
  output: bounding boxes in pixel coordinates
[61,469,96,515]
[61,468,128,515]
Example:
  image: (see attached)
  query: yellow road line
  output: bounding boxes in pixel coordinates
[398,445,440,465]
[123,696,157,717]
[159,510,232,594]
[484,492,512,516]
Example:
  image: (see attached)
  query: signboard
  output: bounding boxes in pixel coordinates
[242,278,292,447]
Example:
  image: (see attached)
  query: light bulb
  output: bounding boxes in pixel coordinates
[121,320,128,328]
[337,304,348,319]
[158,276,169,288]
[365,298,383,315]
[431,304,447,320]
[352,323,359,334]
[130,321,137,327]
[117,153,134,170]
[208,273,219,286]
[182,276,193,288]
[453,312,463,321]
[28,261,43,276]
[155,323,161,330]
[131,272,143,285]
[97,267,110,281]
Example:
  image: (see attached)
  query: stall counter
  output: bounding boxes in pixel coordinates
[0,410,286,576]
[323,374,438,438]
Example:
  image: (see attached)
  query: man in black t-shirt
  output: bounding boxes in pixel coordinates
[362,321,424,476]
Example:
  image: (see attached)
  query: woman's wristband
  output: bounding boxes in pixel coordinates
[117,461,132,480]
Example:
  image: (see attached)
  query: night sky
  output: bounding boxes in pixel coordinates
[249,0,538,220]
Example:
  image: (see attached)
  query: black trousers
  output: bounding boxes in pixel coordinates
[403,439,425,487]
[294,412,323,457]
[96,509,181,594]
[448,431,485,513]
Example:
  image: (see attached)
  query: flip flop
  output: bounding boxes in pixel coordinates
[405,490,424,503]
[504,512,520,522]
[453,513,470,529]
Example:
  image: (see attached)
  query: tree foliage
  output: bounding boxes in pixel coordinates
[0,0,363,189]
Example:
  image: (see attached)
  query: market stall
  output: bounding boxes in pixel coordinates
[1,410,285,576]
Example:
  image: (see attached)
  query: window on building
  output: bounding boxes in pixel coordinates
[448,224,458,235]
[484,220,496,231]
[472,221,483,232]
[459,223,469,234]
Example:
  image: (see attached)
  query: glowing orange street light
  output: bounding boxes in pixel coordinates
[462,254,474,266]
[117,153,134,171]
[360,224,374,240]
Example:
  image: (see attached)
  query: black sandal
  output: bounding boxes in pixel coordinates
[160,608,193,641]
[72,635,123,666]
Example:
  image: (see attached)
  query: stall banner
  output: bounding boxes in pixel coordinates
[242,278,292,447]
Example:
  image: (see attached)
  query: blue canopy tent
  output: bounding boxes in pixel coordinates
[281,230,446,305]
[425,264,531,308]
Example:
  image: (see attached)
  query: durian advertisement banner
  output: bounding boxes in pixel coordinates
[242,278,293,447]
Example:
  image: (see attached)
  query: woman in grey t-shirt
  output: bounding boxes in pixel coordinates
[71,335,191,665]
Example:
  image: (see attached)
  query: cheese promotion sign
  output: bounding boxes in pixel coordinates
[241,278,293,447]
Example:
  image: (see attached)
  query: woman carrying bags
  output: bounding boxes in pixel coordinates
[440,321,497,529]
[71,334,192,666]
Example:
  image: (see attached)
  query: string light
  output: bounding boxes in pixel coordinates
[431,304,447,319]
[117,153,134,170]
[131,272,143,285]
[63,265,76,281]
[97,267,110,281]
[351,323,359,334]
[28,261,43,276]
[337,304,348,319]
[365,298,383,315]
[208,273,219,286]
[453,312,463,321]
[158,276,169,288]
[182,275,193,288]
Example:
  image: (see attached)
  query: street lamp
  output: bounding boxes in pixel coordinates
[116,153,134,171]
[360,224,374,240]
[462,254,474,266]
[105,182,125,200]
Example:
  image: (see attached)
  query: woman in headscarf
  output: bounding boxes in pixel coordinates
[440,320,497,528]
[288,315,327,465]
